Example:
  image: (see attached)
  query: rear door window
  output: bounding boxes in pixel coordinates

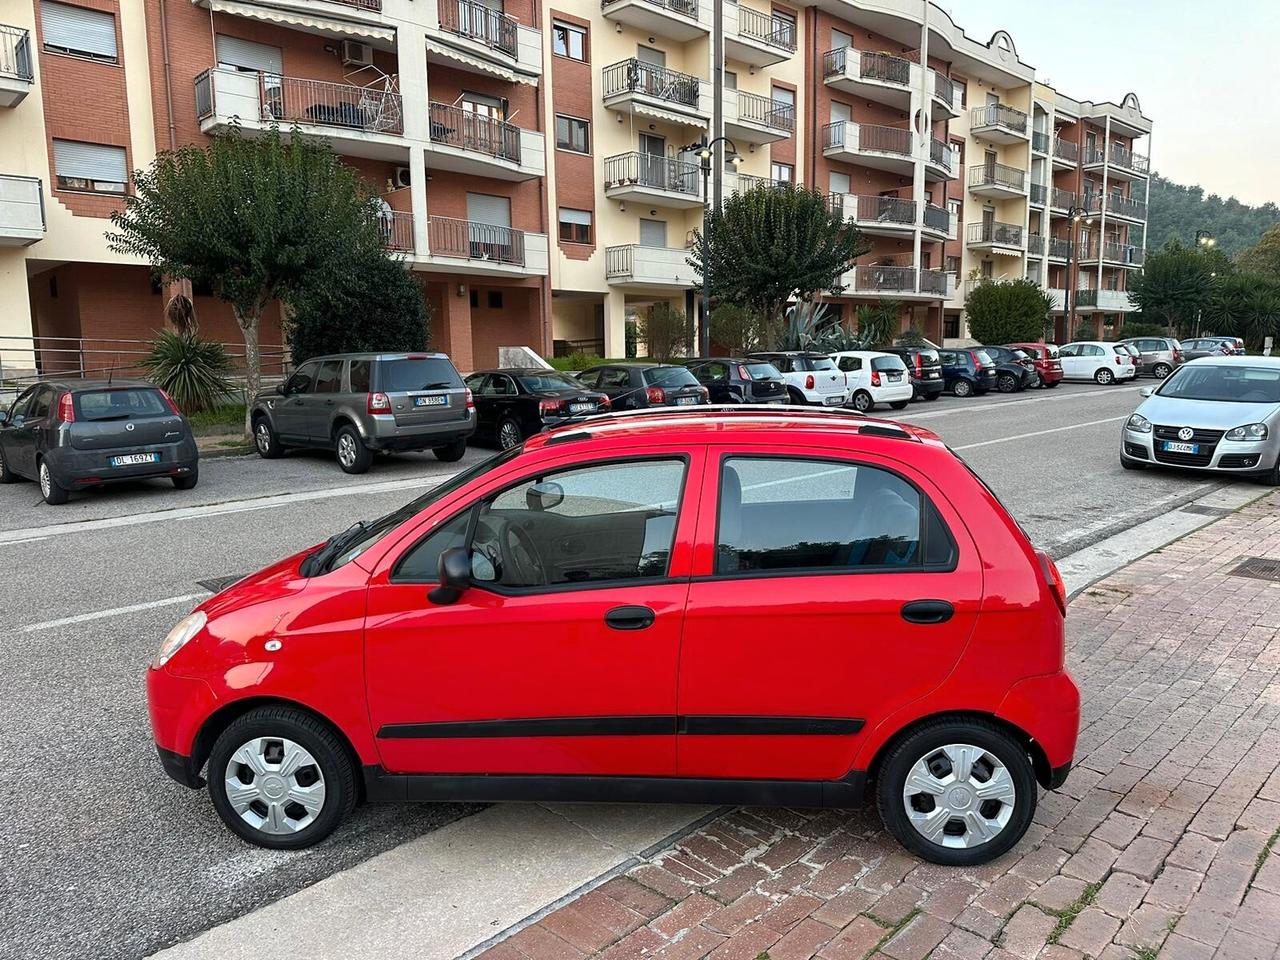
[745,362,780,379]
[601,368,632,389]
[350,360,372,394]
[378,357,461,392]
[75,388,168,420]
[313,360,343,393]
[28,386,52,420]
[805,357,836,371]
[836,356,861,372]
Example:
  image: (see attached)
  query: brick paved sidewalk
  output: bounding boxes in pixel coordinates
[478,492,1280,960]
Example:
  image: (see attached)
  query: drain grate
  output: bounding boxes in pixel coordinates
[198,574,249,594]
[1181,504,1233,517]
[1228,557,1280,583]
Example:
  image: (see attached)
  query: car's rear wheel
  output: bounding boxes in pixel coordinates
[0,446,17,483]
[851,390,874,413]
[173,468,199,490]
[434,438,467,462]
[253,417,282,459]
[1153,363,1172,379]
[38,460,69,505]
[952,379,973,398]
[787,387,806,406]
[334,424,371,474]
[207,706,355,850]
[997,373,1019,393]
[890,400,909,410]
[497,417,523,450]
[1094,367,1115,385]
[877,718,1037,866]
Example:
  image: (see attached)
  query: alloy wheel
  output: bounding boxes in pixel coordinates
[902,743,1016,849]
[953,380,971,398]
[256,422,271,454]
[499,420,522,450]
[224,736,326,835]
[1154,364,1171,379]
[1097,368,1114,385]
[39,463,51,498]
[336,433,357,468]
[853,392,872,412]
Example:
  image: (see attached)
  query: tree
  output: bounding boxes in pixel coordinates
[710,303,760,356]
[1146,172,1279,257]
[636,303,691,361]
[1127,241,1217,336]
[288,251,429,363]
[1237,224,1280,282]
[964,278,1054,344]
[689,184,868,350]
[109,128,386,434]
[141,330,236,413]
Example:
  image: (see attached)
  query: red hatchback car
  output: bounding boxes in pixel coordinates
[147,409,1078,865]
[1007,343,1064,388]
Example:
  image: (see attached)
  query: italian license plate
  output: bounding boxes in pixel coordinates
[676,396,699,406]
[414,395,447,407]
[1162,441,1199,454]
[926,370,941,379]
[111,453,159,466]
[569,402,594,414]
[888,372,902,381]
[823,395,844,405]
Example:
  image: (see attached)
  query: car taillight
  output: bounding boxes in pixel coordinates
[737,364,752,380]
[1174,350,1183,362]
[159,388,181,415]
[915,354,923,374]
[465,388,475,411]
[646,386,666,404]
[56,392,75,423]
[805,374,815,390]
[700,387,710,401]
[1115,355,1123,365]
[598,395,611,409]
[871,370,881,387]
[367,391,391,414]
[1037,550,1068,618]
[538,399,562,417]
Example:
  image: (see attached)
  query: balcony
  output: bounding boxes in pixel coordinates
[605,244,696,289]
[931,71,959,119]
[1046,237,1075,262]
[1103,193,1148,223]
[1082,241,1144,268]
[969,103,1030,144]
[425,102,544,181]
[966,220,1025,255]
[191,0,390,45]
[822,121,913,176]
[195,69,407,161]
[1052,138,1078,170]
[922,202,950,240]
[0,175,44,246]
[735,173,789,192]
[429,0,541,83]
[603,152,703,209]
[602,59,710,128]
[1049,187,1076,213]
[822,47,918,110]
[1031,131,1050,155]
[725,3,797,67]
[1029,182,1047,207]
[837,263,948,300]
[379,211,415,253]
[968,161,1026,199]
[601,0,709,42]
[0,25,33,107]
[1075,288,1135,313]
[723,89,794,145]
[1027,233,1045,257]
[417,216,549,277]
[1085,142,1150,180]
[926,138,958,181]
[830,193,915,238]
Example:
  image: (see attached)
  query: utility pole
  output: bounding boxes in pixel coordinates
[712,0,724,213]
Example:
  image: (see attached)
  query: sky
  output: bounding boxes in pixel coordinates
[937,0,1279,207]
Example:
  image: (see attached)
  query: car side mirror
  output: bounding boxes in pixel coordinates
[274,382,288,396]
[526,481,564,512]
[1139,386,1154,398]
[428,547,473,605]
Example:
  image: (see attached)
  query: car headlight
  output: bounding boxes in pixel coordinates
[1225,423,1268,441]
[1126,414,1152,433]
[153,610,207,669]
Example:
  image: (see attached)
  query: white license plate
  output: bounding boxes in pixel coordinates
[569,402,594,414]
[414,395,447,407]
[1162,441,1199,454]
[111,453,160,466]
[823,395,844,405]
[675,396,699,406]
[887,372,903,381]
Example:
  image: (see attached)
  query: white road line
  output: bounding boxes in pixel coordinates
[954,415,1128,450]
[902,384,1144,422]
[0,535,50,547]
[23,593,207,633]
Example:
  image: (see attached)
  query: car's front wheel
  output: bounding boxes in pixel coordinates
[1095,367,1115,385]
[334,424,372,474]
[851,390,874,413]
[952,379,972,398]
[38,460,69,505]
[877,717,1037,866]
[1153,363,1172,379]
[434,438,467,462]
[997,373,1019,393]
[207,706,356,850]
[253,416,283,459]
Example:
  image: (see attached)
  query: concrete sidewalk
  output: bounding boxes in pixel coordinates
[474,492,1280,960]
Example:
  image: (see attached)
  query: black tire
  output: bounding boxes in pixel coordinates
[787,387,807,406]
[334,424,372,474]
[851,390,874,413]
[922,392,940,402]
[997,373,1018,394]
[173,467,199,490]
[877,716,1037,866]
[952,379,973,398]
[497,417,523,450]
[1044,381,1060,389]
[38,459,69,505]
[1153,363,1172,379]
[253,416,283,459]
[433,438,467,462]
[1094,367,1115,385]
[207,706,356,850]
[0,444,17,483]
[890,400,909,410]
[1120,455,1147,471]
[1257,454,1280,486]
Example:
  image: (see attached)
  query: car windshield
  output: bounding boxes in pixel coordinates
[1011,349,1032,361]
[974,350,993,365]
[1019,346,1042,359]
[75,388,169,420]
[517,372,586,392]
[644,366,700,387]
[380,357,460,392]
[916,351,940,366]
[745,362,781,379]
[1157,365,1280,404]
[871,356,906,371]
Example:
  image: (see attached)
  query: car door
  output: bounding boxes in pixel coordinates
[463,373,492,437]
[2,386,42,478]
[481,373,520,433]
[275,361,319,440]
[306,359,345,442]
[362,448,705,776]
[677,446,981,781]
[835,354,864,392]
[1056,344,1080,378]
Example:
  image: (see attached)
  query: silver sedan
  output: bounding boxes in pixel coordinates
[1120,356,1280,483]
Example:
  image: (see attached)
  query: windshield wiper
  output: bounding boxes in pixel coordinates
[301,521,367,577]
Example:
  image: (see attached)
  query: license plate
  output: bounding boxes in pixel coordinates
[823,395,843,405]
[675,396,699,406]
[414,395,447,407]
[569,402,594,414]
[1162,441,1199,454]
[887,372,902,381]
[926,371,941,379]
[111,453,159,466]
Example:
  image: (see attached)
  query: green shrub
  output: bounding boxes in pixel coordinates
[637,303,691,362]
[966,279,1054,344]
[548,352,604,371]
[141,330,236,413]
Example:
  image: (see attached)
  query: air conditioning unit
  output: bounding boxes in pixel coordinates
[341,40,373,66]
[393,166,411,189]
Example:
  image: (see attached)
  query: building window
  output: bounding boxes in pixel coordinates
[554,115,590,154]
[488,290,504,309]
[558,208,593,244]
[770,162,794,183]
[552,20,586,61]
[946,256,961,274]
[52,139,127,194]
[40,1,118,62]
[953,79,967,107]
[944,316,960,339]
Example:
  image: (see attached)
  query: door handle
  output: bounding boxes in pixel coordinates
[604,605,656,631]
[325,399,335,406]
[901,600,954,625]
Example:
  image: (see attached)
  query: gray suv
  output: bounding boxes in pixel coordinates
[1119,337,1182,379]
[250,353,475,474]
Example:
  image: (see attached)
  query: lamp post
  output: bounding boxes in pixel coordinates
[1195,230,1216,250]
[684,135,742,358]
[1063,205,1092,341]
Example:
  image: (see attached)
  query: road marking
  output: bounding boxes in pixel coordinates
[0,535,50,547]
[902,384,1144,422]
[23,592,207,633]
[954,415,1128,450]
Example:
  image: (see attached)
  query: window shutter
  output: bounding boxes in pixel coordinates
[53,140,127,183]
[41,1,117,59]
[559,209,591,226]
[214,34,283,75]
[466,193,511,227]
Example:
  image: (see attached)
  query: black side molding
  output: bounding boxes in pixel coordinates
[377,715,866,740]
[677,716,865,736]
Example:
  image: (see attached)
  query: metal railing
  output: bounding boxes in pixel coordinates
[1053,138,1079,163]
[605,244,634,278]
[929,137,956,172]
[428,216,525,265]
[932,72,955,108]
[1107,143,1149,174]
[737,5,797,51]
[439,0,518,59]
[737,90,794,131]
[0,24,33,81]
[604,152,700,196]
[1051,187,1076,209]
[1048,237,1075,259]
[193,70,214,120]
[823,121,912,157]
[969,161,1026,191]
[428,102,520,162]
[602,0,699,19]
[859,51,911,86]
[263,75,403,134]
[1031,131,1050,154]
[1029,182,1047,206]
[919,269,948,296]
[738,174,789,192]
[380,211,414,252]
[969,102,1028,134]
[1076,288,1099,307]
[1027,233,1046,256]
[330,0,382,9]
[1091,241,1144,265]
[821,47,848,78]
[855,264,917,293]
[850,194,915,226]
[1080,191,1104,214]
[602,59,700,108]
[923,202,950,234]
[1106,193,1147,220]
[967,221,1025,247]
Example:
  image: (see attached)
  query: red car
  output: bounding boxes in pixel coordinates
[147,409,1078,865]
[1007,343,1064,388]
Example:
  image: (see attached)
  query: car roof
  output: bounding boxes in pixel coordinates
[1184,355,1280,367]
[474,368,579,376]
[28,378,153,391]
[304,352,452,361]
[831,350,894,358]
[587,362,678,369]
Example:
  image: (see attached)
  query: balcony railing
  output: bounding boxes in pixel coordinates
[1053,138,1079,164]
[605,244,634,279]
[439,0,518,59]
[1029,182,1047,206]
[851,194,916,226]
[923,202,950,234]
[1076,288,1099,308]
[823,121,912,157]
[967,221,1024,247]
[262,75,403,134]
[855,264,917,293]
[737,90,794,131]
[822,47,911,87]
[1106,193,1147,220]
[1031,131,1050,154]
[602,0,700,19]
[933,72,955,107]
[1051,187,1076,210]
[1,24,33,81]
[969,161,1026,192]
[919,269,948,296]
[969,103,1028,135]
[738,174,789,192]
[428,216,525,265]
[602,59,700,108]
[1091,241,1144,265]
[604,152,700,196]
[1048,237,1075,259]
[428,101,520,162]
[1028,233,1046,256]
[1080,191,1104,214]
[737,5,797,51]
[929,138,956,173]
[1107,143,1149,174]
[379,211,414,252]
[330,0,381,9]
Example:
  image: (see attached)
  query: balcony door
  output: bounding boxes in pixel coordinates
[215,35,282,114]
[638,132,666,189]
[466,192,513,262]
[461,91,508,158]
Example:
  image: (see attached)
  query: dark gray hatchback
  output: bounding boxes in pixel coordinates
[0,380,199,505]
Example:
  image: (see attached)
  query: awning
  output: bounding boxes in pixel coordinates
[208,0,395,44]
[631,101,708,130]
[424,37,536,87]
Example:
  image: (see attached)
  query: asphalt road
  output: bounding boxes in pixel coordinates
[0,380,1260,960]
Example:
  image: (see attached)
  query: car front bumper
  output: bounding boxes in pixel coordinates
[1122,428,1279,474]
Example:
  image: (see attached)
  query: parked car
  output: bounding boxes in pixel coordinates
[576,363,709,410]
[1121,357,1280,482]
[147,406,1078,865]
[684,357,788,405]
[1207,336,1246,356]
[462,369,610,450]
[1006,343,1064,388]
[747,352,849,406]
[830,351,913,412]
[1057,342,1138,384]
[1179,338,1233,361]
[938,349,998,397]
[980,346,1038,393]
[1118,337,1182,379]
[0,379,198,505]
[882,346,945,401]
[250,353,474,475]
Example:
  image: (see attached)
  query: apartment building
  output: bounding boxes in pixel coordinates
[0,0,1150,379]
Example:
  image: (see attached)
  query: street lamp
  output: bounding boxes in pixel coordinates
[1063,205,1092,341]
[683,135,742,358]
[1195,230,1216,250]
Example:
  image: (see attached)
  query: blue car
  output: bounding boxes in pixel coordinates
[938,349,998,398]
